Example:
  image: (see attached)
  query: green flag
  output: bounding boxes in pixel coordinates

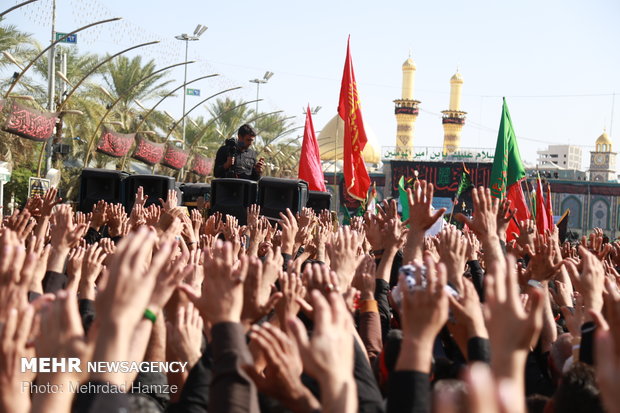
[490,98,526,199]
[398,176,410,222]
[340,204,352,225]
[455,164,473,200]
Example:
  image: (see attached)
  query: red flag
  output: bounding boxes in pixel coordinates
[545,183,553,227]
[338,37,371,201]
[298,105,327,191]
[535,176,549,234]
[506,180,530,241]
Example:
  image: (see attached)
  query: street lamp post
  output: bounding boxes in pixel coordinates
[249,71,274,122]
[175,24,207,146]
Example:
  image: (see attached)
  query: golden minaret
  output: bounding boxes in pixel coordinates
[441,70,467,154]
[394,56,421,156]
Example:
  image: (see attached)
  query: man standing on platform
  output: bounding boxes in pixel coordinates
[214,124,265,180]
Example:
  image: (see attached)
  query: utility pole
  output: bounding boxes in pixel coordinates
[44,0,57,175]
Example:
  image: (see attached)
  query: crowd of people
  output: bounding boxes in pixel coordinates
[0,181,619,413]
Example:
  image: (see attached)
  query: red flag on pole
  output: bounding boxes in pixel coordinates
[535,176,549,234]
[338,37,371,201]
[545,183,554,227]
[298,105,327,191]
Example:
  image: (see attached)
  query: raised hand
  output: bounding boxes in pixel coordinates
[279,208,299,255]
[149,246,191,312]
[0,305,36,413]
[77,242,107,300]
[180,241,249,324]
[327,226,362,289]
[66,247,86,292]
[396,254,449,373]
[5,209,35,242]
[288,291,358,413]
[90,200,108,231]
[406,180,446,233]
[159,189,178,211]
[363,211,384,251]
[90,229,170,386]
[247,322,320,412]
[525,233,563,282]
[241,256,282,326]
[275,270,307,329]
[297,207,314,230]
[33,290,89,412]
[135,186,148,208]
[595,279,620,413]
[437,226,467,292]
[190,209,203,240]
[496,198,516,240]
[106,203,127,238]
[166,302,203,369]
[513,219,536,254]
[39,187,62,217]
[449,278,488,339]
[247,204,261,230]
[484,253,544,411]
[403,180,444,263]
[352,254,376,301]
[564,246,605,318]
[456,187,499,243]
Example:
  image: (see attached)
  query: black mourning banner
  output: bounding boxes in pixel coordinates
[161,144,189,170]
[190,155,214,176]
[2,100,58,142]
[131,136,165,166]
[96,128,135,158]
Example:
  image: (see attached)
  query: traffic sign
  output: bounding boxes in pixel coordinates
[186,88,200,96]
[55,32,77,44]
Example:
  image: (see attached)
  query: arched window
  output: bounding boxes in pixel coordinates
[561,195,582,228]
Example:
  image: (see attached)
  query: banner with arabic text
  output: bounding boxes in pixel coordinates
[96,128,135,158]
[132,136,164,165]
[389,161,493,198]
[161,144,189,170]
[189,155,214,176]
[2,100,58,142]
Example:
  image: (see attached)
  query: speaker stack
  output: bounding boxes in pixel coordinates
[306,190,332,213]
[78,169,129,213]
[209,178,258,225]
[123,174,176,212]
[258,177,309,220]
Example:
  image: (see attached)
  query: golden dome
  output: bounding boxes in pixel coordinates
[402,57,416,70]
[451,71,463,83]
[596,130,611,145]
[317,114,381,164]
[595,130,612,152]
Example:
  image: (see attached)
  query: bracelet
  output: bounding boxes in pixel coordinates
[143,308,157,323]
[370,249,385,256]
[527,279,544,289]
[572,344,580,350]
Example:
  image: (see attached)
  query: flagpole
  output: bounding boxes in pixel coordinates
[333,115,339,186]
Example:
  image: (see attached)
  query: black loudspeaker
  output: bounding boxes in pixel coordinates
[78,168,129,213]
[210,178,258,225]
[180,183,211,208]
[258,177,309,220]
[306,190,332,213]
[123,174,176,212]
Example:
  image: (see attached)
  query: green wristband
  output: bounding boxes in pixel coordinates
[143,308,157,323]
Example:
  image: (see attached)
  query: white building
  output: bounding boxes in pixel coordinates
[536,145,583,170]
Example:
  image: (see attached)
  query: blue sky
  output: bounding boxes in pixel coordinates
[6,0,620,167]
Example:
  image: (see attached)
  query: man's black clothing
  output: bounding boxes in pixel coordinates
[213,141,260,181]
